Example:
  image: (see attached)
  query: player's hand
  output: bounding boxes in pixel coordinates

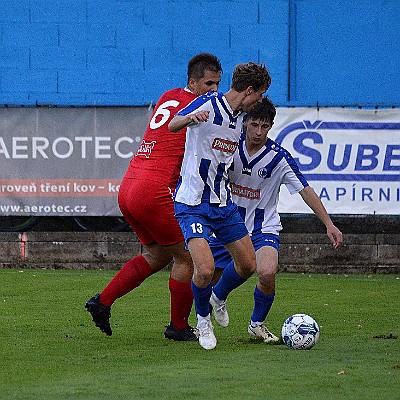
[326,224,343,249]
[188,110,209,125]
[169,111,210,132]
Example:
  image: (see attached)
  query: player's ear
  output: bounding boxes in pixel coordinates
[245,86,254,96]
[188,77,197,90]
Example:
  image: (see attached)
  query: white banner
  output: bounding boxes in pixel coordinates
[269,108,400,215]
[0,107,399,216]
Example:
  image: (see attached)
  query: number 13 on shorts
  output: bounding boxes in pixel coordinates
[191,222,203,233]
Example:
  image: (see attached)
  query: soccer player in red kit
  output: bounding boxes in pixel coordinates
[85,53,222,341]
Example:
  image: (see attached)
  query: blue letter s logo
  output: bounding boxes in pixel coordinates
[293,131,322,171]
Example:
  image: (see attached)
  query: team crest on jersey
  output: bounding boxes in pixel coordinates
[258,167,269,179]
[212,138,238,154]
[136,140,156,158]
[230,182,260,200]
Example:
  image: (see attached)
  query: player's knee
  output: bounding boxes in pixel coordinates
[258,269,276,285]
[145,249,173,269]
[171,262,194,281]
[193,264,214,283]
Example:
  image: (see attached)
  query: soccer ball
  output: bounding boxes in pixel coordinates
[281,314,320,350]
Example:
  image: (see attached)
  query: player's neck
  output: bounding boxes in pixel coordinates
[224,89,244,117]
[185,85,194,94]
[245,139,265,156]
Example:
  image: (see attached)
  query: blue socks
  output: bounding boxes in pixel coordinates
[213,261,247,301]
[251,286,275,324]
[192,262,253,317]
[191,281,212,317]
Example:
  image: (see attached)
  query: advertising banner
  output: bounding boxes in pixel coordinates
[0,107,150,216]
[0,106,399,216]
[269,108,400,215]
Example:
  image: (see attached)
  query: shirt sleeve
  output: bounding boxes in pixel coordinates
[177,92,216,116]
[281,151,309,194]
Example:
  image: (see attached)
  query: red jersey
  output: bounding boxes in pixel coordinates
[125,88,197,189]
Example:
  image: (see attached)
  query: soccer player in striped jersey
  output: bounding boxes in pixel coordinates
[169,62,272,349]
[209,97,343,342]
[85,53,222,341]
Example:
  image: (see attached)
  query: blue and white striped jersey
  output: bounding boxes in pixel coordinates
[174,92,245,206]
[230,135,309,235]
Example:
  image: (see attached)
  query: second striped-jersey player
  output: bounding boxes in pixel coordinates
[230,134,309,236]
[209,97,343,344]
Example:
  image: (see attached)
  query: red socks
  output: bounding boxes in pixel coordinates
[100,254,154,307]
[99,256,193,330]
[169,277,194,329]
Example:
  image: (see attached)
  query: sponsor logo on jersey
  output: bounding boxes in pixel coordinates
[212,138,238,154]
[230,182,260,200]
[136,140,156,158]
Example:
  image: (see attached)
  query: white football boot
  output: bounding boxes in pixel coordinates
[248,323,279,343]
[197,314,217,350]
[209,291,229,327]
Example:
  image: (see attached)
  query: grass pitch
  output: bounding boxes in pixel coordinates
[0,269,399,400]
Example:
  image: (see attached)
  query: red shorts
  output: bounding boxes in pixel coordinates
[118,176,184,246]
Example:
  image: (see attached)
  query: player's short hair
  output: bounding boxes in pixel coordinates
[187,53,222,83]
[231,62,271,92]
[246,96,276,124]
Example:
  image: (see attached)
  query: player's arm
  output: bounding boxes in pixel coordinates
[168,110,210,132]
[299,186,343,249]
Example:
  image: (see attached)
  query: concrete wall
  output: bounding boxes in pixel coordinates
[1,231,398,274]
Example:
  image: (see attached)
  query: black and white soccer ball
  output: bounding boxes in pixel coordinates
[282,313,320,350]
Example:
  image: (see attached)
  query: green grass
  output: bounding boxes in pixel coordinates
[0,269,399,400]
